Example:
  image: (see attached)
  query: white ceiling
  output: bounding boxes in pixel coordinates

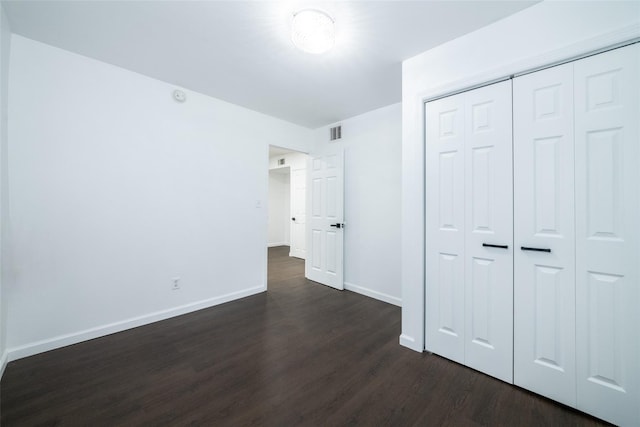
[2,1,538,128]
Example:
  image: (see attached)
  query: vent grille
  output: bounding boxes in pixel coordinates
[278,158,285,166]
[330,125,342,141]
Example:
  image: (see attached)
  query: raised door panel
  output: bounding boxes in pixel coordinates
[513,62,577,407]
[574,44,639,427]
[310,174,324,275]
[463,80,514,383]
[425,93,465,363]
[311,229,322,270]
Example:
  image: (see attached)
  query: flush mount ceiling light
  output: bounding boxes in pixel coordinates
[291,9,335,54]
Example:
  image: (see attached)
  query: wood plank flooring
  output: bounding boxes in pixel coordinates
[1,246,608,426]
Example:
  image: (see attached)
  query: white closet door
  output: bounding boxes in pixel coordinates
[513,63,577,406]
[574,43,639,427]
[463,81,513,383]
[425,93,466,363]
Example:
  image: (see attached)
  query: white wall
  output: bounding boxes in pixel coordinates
[268,151,307,170]
[0,4,11,375]
[268,169,290,247]
[313,103,402,306]
[7,35,312,359]
[401,1,640,351]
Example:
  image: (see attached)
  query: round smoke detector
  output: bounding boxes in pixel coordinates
[173,89,186,103]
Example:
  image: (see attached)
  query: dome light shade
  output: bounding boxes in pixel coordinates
[291,9,335,54]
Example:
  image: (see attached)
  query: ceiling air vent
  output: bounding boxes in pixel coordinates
[278,158,286,166]
[329,125,342,141]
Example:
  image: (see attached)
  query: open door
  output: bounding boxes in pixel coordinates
[306,151,344,290]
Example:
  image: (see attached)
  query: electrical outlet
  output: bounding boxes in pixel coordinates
[172,277,180,290]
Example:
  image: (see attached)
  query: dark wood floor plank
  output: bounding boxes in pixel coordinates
[1,246,608,426]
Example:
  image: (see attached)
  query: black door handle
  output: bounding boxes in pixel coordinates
[330,223,343,229]
[483,243,508,249]
[521,246,551,253]
[291,217,296,221]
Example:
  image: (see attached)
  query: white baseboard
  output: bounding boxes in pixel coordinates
[7,285,266,362]
[399,334,422,352]
[344,282,402,307]
[289,250,305,260]
[268,242,289,248]
[0,350,8,379]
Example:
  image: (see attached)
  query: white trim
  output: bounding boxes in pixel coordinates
[268,242,289,248]
[7,285,266,362]
[0,350,8,379]
[417,25,639,105]
[289,249,305,259]
[344,282,401,307]
[399,334,421,352]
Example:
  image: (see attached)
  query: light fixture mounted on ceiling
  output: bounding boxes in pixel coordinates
[291,9,335,55]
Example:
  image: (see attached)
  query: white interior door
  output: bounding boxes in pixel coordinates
[574,43,639,427]
[306,152,344,290]
[290,167,307,259]
[463,80,513,383]
[425,92,466,364]
[513,62,577,407]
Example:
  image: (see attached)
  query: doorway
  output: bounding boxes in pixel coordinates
[268,146,308,261]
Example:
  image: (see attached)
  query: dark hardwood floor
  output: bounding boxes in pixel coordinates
[2,246,608,426]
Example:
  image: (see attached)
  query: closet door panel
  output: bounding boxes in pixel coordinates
[574,43,639,427]
[513,63,576,407]
[425,93,466,363]
[464,81,513,383]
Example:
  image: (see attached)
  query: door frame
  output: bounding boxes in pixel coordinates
[406,34,640,354]
[267,165,291,248]
[265,145,310,289]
